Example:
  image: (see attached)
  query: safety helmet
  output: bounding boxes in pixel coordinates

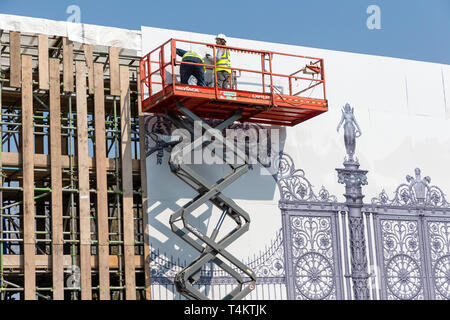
[216,33,227,43]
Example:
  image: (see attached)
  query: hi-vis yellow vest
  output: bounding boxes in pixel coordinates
[216,49,231,74]
[182,51,205,71]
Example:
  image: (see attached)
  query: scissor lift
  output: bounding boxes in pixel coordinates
[140,39,328,300]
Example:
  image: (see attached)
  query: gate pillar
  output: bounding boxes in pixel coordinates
[336,103,370,300]
[337,160,370,300]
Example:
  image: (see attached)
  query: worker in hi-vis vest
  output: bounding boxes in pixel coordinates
[206,34,231,89]
[176,48,207,86]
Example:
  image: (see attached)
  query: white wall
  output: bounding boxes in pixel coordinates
[0,14,141,50]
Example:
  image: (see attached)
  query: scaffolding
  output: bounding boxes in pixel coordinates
[0,30,151,300]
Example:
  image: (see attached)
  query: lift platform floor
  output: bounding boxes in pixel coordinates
[142,85,328,126]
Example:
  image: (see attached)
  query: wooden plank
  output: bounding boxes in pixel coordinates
[35,37,47,254]
[63,38,74,92]
[49,58,64,300]
[138,71,151,300]
[120,65,136,300]
[9,32,21,88]
[109,47,120,96]
[1,152,141,171]
[22,55,35,300]
[4,255,145,269]
[83,45,94,94]
[94,63,110,300]
[76,61,92,300]
[38,34,49,90]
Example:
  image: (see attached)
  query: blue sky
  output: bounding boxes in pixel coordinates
[1,0,449,64]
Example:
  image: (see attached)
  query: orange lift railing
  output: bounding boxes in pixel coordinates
[140,39,328,126]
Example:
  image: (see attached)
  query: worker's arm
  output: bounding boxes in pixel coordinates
[206,48,224,62]
[215,48,225,61]
[176,48,187,57]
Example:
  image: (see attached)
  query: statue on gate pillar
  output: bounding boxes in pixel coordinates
[336,103,370,300]
[337,103,362,162]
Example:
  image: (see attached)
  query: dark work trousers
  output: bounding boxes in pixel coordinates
[217,71,230,89]
[180,59,206,87]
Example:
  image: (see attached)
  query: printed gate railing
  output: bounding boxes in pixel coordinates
[277,152,350,300]
[366,169,450,300]
[149,230,287,300]
[280,204,345,300]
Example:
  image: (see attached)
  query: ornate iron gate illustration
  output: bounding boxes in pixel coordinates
[277,153,450,300]
[369,169,450,300]
[280,208,345,300]
[277,153,346,300]
[144,108,450,300]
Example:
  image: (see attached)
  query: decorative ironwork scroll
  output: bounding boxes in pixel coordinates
[428,221,450,299]
[288,216,339,300]
[277,152,337,203]
[144,114,174,163]
[371,168,450,208]
[144,114,275,170]
[378,219,425,300]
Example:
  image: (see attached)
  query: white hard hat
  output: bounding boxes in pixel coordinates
[216,33,227,42]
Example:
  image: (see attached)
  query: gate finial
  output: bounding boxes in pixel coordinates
[407,168,431,204]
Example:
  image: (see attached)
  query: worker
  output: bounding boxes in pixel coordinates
[206,34,231,89]
[176,48,206,86]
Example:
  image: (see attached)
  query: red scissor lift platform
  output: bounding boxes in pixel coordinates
[140,39,328,126]
[140,39,329,300]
